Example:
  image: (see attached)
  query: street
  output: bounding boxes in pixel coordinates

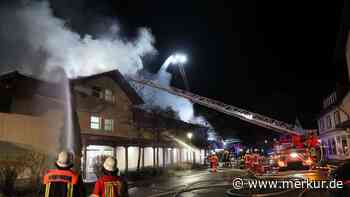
[129,167,332,197]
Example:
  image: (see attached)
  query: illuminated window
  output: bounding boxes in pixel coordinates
[104,89,115,103]
[334,111,340,126]
[104,119,114,131]
[90,116,101,129]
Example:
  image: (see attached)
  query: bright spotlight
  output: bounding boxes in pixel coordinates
[172,53,187,64]
[178,54,187,63]
[187,132,193,139]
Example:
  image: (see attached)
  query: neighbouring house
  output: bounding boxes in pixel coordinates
[0,71,69,155]
[317,86,350,161]
[317,5,350,161]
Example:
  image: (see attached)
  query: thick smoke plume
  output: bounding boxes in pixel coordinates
[0,1,156,79]
[0,1,213,129]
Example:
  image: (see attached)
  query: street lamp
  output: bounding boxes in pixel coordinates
[186,132,195,164]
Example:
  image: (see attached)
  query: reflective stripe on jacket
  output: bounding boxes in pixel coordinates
[43,169,79,197]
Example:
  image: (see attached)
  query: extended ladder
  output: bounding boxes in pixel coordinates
[128,77,303,135]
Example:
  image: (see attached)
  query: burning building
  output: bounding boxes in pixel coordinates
[0,69,210,181]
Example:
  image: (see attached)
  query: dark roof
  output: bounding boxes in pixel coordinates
[71,70,144,104]
[132,105,207,130]
[0,70,42,81]
[318,84,349,118]
[0,70,66,99]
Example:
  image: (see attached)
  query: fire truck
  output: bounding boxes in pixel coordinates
[271,133,320,171]
[128,76,321,172]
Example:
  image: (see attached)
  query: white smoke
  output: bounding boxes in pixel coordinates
[1,1,156,78]
[1,1,212,128]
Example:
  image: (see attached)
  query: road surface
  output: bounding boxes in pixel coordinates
[129,168,333,197]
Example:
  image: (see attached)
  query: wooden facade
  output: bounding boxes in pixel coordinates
[0,70,209,180]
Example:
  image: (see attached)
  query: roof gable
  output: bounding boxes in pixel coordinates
[71,70,144,104]
[0,70,66,99]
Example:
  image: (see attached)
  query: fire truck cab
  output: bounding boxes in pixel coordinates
[273,133,319,171]
[272,134,319,170]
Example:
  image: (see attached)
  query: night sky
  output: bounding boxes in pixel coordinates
[3,0,348,142]
[82,1,345,124]
[51,0,347,140]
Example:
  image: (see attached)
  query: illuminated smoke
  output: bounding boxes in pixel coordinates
[132,56,213,127]
[0,1,156,154]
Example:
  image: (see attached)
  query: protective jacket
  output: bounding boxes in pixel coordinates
[42,169,85,197]
[92,175,128,197]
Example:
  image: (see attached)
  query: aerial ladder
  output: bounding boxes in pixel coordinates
[128,77,304,136]
[128,77,326,169]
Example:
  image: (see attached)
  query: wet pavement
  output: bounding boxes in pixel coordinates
[129,168,334,197]
[129,168,238,197]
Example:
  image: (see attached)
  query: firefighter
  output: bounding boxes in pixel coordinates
[42,151,85,197]
[91,156,128,197]
[207,154,213,169]
[209,153,219,172]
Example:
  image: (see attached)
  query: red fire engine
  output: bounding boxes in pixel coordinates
[271,133,320,171]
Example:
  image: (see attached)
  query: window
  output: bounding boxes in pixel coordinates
[326,115,332,129]
[92,86,103,99]
[104,119,114,131]
[327,139,332,155]
[337,136,342,155]
[90,116,101,129]
[334,111,341,126]
[341,135,348,154]
[319,119,324,130]
[104,89,115,103]
[332,138,337,155]
[321,142,327,156]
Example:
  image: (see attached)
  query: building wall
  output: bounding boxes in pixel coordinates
[0,112,63,155]
[318,107,347,135]
[318,92,350,160]
[75,75,210,181]
[10,94,64,116]
[84,144,207,181]
[74,76,142,138]
[346,31,350,81]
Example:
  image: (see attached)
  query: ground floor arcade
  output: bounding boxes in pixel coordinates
[81,134,208,181]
